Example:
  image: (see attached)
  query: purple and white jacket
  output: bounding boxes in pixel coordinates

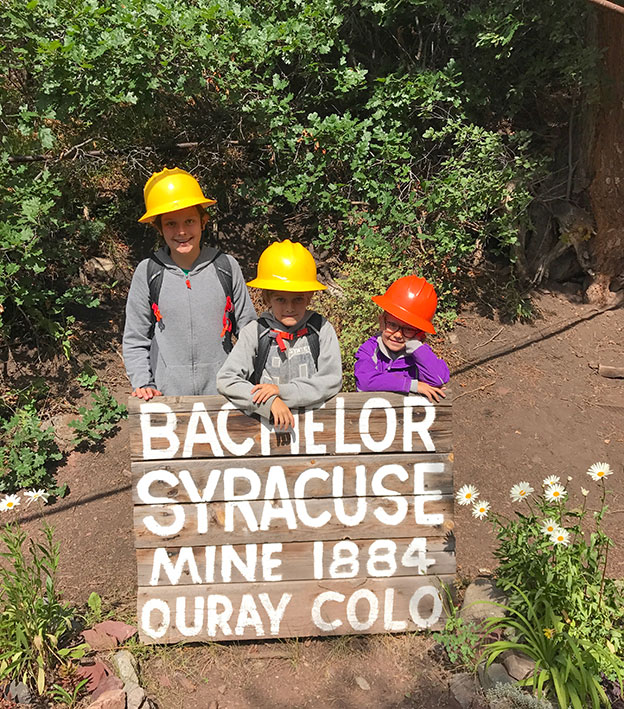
[354,335,450,394]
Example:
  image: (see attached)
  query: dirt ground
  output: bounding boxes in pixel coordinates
[13,285,624,708]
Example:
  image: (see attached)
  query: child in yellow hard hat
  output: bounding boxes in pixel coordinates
[123,167,256,398]
[354,276,449,402]
[217,240,342,429]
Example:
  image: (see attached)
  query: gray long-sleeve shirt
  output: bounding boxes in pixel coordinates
[123,245,257,396]
[217,310,342,419]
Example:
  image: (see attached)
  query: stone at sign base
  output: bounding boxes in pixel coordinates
[502,651,536,681]
[448,673,481,709]
[460,579,507,625]
[86,689,126,709]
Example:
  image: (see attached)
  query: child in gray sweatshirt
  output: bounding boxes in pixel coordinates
[123,168,256,398]
[217,240,342,429]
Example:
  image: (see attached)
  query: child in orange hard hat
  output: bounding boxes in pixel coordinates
[217,240,342,429]
[354,276,449,402]
[123,167,256,399]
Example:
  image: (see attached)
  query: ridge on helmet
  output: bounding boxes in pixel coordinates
[139,167,217,223]
[372,275,438,334]
[247,240,327,292]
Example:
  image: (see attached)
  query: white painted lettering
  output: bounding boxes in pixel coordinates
[217,402,254,456]
[414,494,444,525]
[235,594,264,636]
[403,397,435,452]
[136,469,178,504]
[141,598,170,639]
[140,403,179,460]
[346,589,378,631]
[224,501,259,532]
[334,397,361,453]
[176,596,204,637]
[304,406,326,454]
[207,595,233,636]
[259,499,297,530]
[261,543,283,581]
[409,586,443,628]
[360,398,396,452]
[221,544,257,582]
[182,403,224,458]
[259,593,292,635]
[150,546,202,585]
[312,591,344,631]
[383,588,407,631]
[143,505,185,537]
[223,468,261,500]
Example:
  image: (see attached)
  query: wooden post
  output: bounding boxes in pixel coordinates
[130,392,455,643]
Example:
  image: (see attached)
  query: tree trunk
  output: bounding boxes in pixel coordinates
[587,6,624,304]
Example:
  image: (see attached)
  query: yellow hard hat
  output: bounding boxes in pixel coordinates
[138,167,216,223]
[247,240,327,292]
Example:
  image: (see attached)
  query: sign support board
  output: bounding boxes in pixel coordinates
[130,392,454,643]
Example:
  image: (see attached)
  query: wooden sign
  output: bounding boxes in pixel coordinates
[130,393,454,643]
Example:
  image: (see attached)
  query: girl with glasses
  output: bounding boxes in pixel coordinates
[354,276,449,402]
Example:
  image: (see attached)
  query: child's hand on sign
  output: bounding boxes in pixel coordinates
[417,381,446,403]
[251,382,280,404]
[132,387,163,400]
[270,397,295,431]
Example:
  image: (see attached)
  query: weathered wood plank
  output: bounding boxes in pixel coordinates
[132,453,454,505]
[128,392,452,415]
[129,394,452,461]
[137,575,455,643]
[133,496,454,548]
[137,537,456,586]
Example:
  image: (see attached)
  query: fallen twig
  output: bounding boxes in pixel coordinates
[472,327,504,350]
[453,381,495,401]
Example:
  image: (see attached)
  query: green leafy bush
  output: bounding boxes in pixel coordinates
[0,522,87,695]
[0,0,598,361]
[68,386,127,445]
[0,405,63,495]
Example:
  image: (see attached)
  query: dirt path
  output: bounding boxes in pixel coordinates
[14,289,624,708]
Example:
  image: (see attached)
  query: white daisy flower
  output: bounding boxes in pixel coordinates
[24,489,50,506]
[551,528,570,546]
[587,462,612,482]
[472,500,490,520]
[542,475,560,487]
[581,487,589,497]
[0,494,21,512]
[544,483,567,503]
[456,484,479,506]
[540,518,558,536]
[510,482,534,502]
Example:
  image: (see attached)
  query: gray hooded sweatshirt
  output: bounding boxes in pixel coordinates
[216,309,342,419]
[123,245,256,396]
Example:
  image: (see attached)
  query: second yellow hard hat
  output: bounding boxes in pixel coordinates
[139,167,216,223]
[247,240,327,292]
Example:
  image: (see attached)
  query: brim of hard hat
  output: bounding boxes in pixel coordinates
[372,295,436,334]
[247,277,327,292]
[138,196,217,223]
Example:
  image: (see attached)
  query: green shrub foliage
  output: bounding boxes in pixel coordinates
[0,0,597,354]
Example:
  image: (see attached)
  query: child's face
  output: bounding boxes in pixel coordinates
[267,291,313,327]
[159,206,207,263]
[379,312,425,353]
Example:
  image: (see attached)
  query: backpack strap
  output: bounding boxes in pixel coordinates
[306,312,322,370]
[253,316,272,385]
[146,254,166,338]
[213,251,235,354]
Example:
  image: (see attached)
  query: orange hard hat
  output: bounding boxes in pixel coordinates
[372,276,438,334]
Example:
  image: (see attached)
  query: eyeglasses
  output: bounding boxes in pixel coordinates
[383,316,420,339]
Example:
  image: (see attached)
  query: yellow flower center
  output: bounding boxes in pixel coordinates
[597,471,604,477]
[6,502,13,508]
[553,491,559,497]
[466,493,472,499]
